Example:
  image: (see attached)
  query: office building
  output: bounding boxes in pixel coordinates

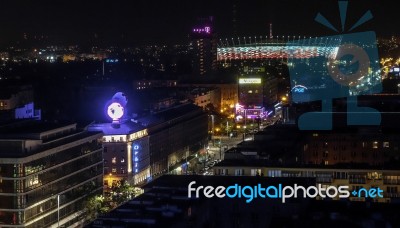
[88,103,208,186]
[0,120,103,227]
[191,16,217,76]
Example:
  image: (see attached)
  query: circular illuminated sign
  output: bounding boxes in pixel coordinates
[107,102,124,120]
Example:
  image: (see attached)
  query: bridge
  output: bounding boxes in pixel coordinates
[217,36,341,61]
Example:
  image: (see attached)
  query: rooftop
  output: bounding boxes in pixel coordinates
[214,157,400,171]
[89,103,203,135]
[88,121,145,136]
[0,120,102,158]
[142,103,202,124]
[0,120,74,136]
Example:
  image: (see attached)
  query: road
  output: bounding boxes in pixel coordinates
[187,116,281,175]
[208,135,243,160]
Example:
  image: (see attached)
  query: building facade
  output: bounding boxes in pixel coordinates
[215,124,400,203]
[88,103,208,186]
[180,83,238,112]
[0,85,34,111]
[213,164,398,203]
[191,16,217,76]
[0,121,103,227]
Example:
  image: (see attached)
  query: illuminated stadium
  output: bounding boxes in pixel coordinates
[217,36,341,61]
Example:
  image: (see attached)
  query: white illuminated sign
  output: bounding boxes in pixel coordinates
[239,78,262,84]
[103,129,148,143]
[128,129,148,141]
[107,102,124,120]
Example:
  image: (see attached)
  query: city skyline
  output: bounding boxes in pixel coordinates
[2,1,400,227]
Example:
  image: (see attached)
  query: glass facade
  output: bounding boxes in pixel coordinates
[0,134,103,227]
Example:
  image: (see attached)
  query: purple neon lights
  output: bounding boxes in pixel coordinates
[192,26,211,34]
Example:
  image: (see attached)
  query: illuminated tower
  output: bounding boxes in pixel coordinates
[191,16,217,76]
[269,23,273,39]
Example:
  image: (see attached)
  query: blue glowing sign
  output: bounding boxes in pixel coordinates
[291,85,308,93]
[133,144,140,173]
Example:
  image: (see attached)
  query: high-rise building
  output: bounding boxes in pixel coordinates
[0,121,104,227]
[236,66,279,120]
[237,75,264,120]
[190,16,217,76]
[238,77,263,108]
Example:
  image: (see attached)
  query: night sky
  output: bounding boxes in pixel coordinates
[0,0,397,46]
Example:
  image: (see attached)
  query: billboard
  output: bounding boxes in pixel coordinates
[239,78,262,84]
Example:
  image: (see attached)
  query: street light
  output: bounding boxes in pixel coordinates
[210,114,215,146]
[57,195,60,228]
[226,121,229,137]
[219,138,222,160]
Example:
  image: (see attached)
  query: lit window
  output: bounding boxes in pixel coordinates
[373,141,378,149]
[383,142,390,148]
[112,168,117,173]
[112,157,116,164]
[121,158,125,163]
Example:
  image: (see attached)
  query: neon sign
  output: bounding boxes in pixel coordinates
[193,26,211,34]
[128,129,148,141]
[291,85,308,93]
[133,144,139,173]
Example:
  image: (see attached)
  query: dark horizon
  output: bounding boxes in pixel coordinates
[0,0,397,47]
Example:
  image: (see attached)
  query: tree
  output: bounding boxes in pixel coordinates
[84,195,110,221]
[111,180,137,205]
